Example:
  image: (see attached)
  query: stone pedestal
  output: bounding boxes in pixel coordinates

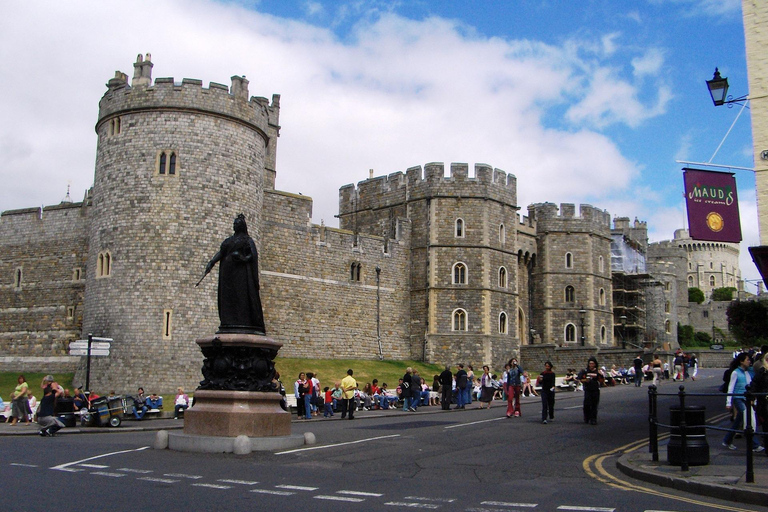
[184,390,291,437]
[183,333,291,438]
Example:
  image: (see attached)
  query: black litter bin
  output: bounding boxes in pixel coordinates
[667,405,709,466]
[53,397,77,427]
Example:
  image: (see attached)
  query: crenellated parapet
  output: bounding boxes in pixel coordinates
[530,202,611,236]
[98,54,280,143]
[339,162,517,218]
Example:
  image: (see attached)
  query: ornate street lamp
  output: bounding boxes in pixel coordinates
[620,314,627,349]
[706,68,748,107]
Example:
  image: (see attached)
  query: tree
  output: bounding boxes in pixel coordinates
[678,324,694,346]
[712,287,737,301]
[688,287,705,304]
[727,300,768,345]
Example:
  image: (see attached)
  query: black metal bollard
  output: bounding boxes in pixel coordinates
[746,389,755,484]
[667,386,710,468]
[649,385,658,462]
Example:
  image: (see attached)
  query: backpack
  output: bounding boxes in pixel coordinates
[719,367,734,393]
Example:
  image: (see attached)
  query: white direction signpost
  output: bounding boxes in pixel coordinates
[70,334,114,392]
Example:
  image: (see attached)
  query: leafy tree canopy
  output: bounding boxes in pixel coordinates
[688,287,705,304]
[712,287,737,301]
[727,300,768,345]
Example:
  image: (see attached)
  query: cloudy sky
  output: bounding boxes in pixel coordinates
[0,0,758,287]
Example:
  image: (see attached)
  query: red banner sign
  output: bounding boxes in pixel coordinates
[683,168,741,243]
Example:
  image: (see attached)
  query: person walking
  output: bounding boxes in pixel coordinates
[633,354,644,387]
[722,353,764,452]
[651,354,663,386]
[465,365,475,406]
[537,361,556,424]
[478,366,494,409]
[505,358,523,418]
[689,353,699,381]
[340,369,357,420]
[578,357,605,425]
[439,365,452,410]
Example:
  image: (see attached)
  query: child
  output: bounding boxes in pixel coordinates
[323,387,334,418]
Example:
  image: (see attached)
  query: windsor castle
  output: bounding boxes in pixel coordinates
[0,56,742,392]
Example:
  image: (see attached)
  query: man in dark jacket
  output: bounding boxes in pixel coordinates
[402,367,414,412]
[454,364,468,409]
[633,354,644,387]
[439,365,453,410]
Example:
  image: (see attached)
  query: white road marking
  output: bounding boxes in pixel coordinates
[481,501,538,508]
[337,490,384,497]
[563,406,582,410]
[53,468,84,472]
[80,464,110,469]
[250,489,295,496]
[91,471,126,478]
[467,508,512,512]
[192,483,232,489]
[275,484,319,491]
[138,477,180,484]
[275,434,401,455]
[405,496,456,503]
[10,463,38,468]
[384,502,440,509]
[51,446,150,472]
[558,507,615,512]
[314,495,365,502]
[117,468,153,474]
[164,473,203,479]
[217,479,259,485]
[443,417,504,429]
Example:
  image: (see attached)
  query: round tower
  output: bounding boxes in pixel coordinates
[80,54,280,392]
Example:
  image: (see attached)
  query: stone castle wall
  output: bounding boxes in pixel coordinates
[0,202,89,367]
[260,189,412,361]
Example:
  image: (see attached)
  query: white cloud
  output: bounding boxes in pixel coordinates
[0,0,669,230]
[632,48,664,78]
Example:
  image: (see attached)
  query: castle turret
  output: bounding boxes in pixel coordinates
[81,55,280,391]
[532,203,613,347]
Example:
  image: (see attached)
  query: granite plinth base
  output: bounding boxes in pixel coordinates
[183,390,291,438]
[167,432,305,453]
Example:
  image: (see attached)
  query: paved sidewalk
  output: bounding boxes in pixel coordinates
[617,427,768,507]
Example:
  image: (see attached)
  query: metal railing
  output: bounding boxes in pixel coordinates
[648,384,766,483]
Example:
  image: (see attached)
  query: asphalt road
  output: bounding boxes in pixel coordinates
[2,369,764,512]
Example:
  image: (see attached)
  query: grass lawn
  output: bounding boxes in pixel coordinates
[274,358,445,390]
[2,358,444,406]
[1,372,75,402]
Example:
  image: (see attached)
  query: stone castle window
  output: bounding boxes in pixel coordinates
[499,224,505,244]
[72,268,82,282]
[67,306,75,322]
[97,251,112,278]
[453,262,467,285]
[498,267,507,288]
[599,256,604,273]
[499,312,508,334]
[703,310,709,318]
[452,309,467,331]
[14,267,22,289]
[709,275,716,287]
[350,262,362,282]
[665,320,671,334]
[109,117,121,136]
[163,309,173,340]
[157,150,178,175]
[664,301,670,313]
[601,325,606,343]
[565,285,575,303]
[688,276,694,287]
[565,252,573,269]
[599,288,605,306]
[565,323,576,343]
[455,218,464,238]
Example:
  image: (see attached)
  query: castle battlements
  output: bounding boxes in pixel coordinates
[98,55,280,138]
[339,162,517,216]
[529,202,611,234]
